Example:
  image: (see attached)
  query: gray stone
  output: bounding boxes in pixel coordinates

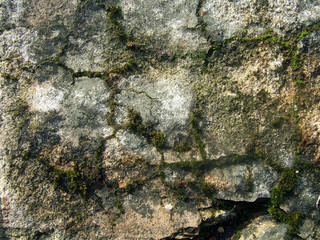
[298,219,316,239]
[0,27,36,63]
[203,0,320,41]
[0,0,320,239]
[115,68,194,147]
[204,159,278,202]
[238,215,290,240]
[120,0,209,53]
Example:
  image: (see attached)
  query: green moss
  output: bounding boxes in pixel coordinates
[173,139,191,152]
[107,100,116,125]
[94,139,104,162]
[1,73,18,81]
[297,29,309,40]
[108,58,136,74]
[169,184,189,201]
[190,111,206,160]
[116,199,125,214]
[151,131,165,149]
[106,5,121,20]
[270,187,284,207]
[51,142,104,196]
[125,179,144,193]
[126,109,145,132]
[291,51,300,70]
[198,181,215,197]
[105,5,129,41]
[255,33,272,41]
[297,22,320,40]
[271,36,291,49]
[196,54,207,60]
[270,117,283,129]
[211,42,223,51]
[233,230,241,240]
[244,167,254,192]
[268,206,303,235]
[278,168,297,192]
[294,157,314,171]
[52,168,88,195]
[267,166,297,199]
[296,79,305,88]
[126,109,166,149]
[267,164,300,234]
[291,126,302,142]
[164,159,205,179]
[265,157,285,172]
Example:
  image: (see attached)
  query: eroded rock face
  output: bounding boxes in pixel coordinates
[1,0,320,239]
[238,215,290,240]
[202,0,320,40]
[115,67,194,147]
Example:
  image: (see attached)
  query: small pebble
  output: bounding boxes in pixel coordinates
[165,204,173,211]
[217,226,224,233]
[201,10,208,16]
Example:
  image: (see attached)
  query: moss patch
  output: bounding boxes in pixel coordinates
[265,159,303,235]
[190,111,206,160]
[173,139,191,152]
[126,109,166,150]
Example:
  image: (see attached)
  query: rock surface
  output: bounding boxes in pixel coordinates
[238,215,290,240]
[0,0,320,239]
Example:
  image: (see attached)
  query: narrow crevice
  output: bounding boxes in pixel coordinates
[163,198,270,240]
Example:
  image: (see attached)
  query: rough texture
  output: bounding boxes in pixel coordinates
[238,215,290,240]
[1,0,320,239]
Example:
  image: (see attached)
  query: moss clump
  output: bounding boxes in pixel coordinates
[190,111,206,160]
[268,206,303,235]
[2,73,18,81]
[265,157,285,172]
[271,36,292,49]
[126,109,147,132]
[291,51,300,70]
[164,159,205,179]
[125,179,145,193]
[151,131,165,149]
[51,147,104,196]
[268,167,297,207]
[255,33,272,41]
[270,187,283,207]
[173,139,191,152]
[168,184,189,201]
[278,168,297,193]
[294,157,314,171]
[54,165,101,195]
[107,100,116,125]
[116,199,125,214]
[296,79,305,88]
[265,152,303,234]
[110,59,136,73]
[52,168,88,195]
[268,166,301,234]
[244,167,254,192]
[105,5,129,41]
[297,22,320,40]
[126,109,166,149]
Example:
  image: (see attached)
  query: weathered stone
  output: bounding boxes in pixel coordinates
[120,0,209,53]
[115,67,194,148]
[204,159,278,202]
[238,215,290,240]
[202,0,320,41]
[0,0,320,239]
